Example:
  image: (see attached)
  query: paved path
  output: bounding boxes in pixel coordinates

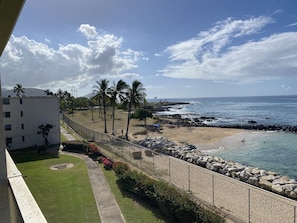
[60,126,126,223]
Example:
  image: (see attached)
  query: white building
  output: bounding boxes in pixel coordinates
[2,91,60,150]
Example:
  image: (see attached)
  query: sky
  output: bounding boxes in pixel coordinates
[2,0,297,99]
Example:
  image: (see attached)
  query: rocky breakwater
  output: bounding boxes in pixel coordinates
[157,114,297,134]
[137,136,297,200]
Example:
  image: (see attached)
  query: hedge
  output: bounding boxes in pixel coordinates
[113,162,225,223]
[61,140,87,153]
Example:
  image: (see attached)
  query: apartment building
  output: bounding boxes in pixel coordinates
[2,90,60,150]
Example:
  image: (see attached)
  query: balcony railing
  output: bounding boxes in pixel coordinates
[6,149,47,223]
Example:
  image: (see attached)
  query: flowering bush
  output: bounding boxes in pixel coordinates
[88,143,101,159]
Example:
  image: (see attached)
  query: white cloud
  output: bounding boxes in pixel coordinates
[287,22,297,27]
[77,24,98,39]
[159,16,297,83]
[1,25,141,93]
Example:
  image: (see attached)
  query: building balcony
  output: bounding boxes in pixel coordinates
[5,149,47,222]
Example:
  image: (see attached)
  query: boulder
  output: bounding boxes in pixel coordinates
[272,184,284,195]
[206,162,215,171]
[260,175,276,182]
[288,191,297,199]
[259,179,272,191]
[196,159,207,167]
[247,177,259,186]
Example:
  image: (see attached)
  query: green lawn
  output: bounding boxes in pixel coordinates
[100,164,171,223]
[13,153,100,223]
[9,123,170,223]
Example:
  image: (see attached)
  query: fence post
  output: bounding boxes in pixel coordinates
[169,157,171,183]
[294,205,296,223]
[139,148,142,168]
[248,188,250,223]
[153,153,155,175]
[188,165,190,192]
[212,175,214,206]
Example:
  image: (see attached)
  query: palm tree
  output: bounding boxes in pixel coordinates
[93,79,109,133]
[108,79,128,135]
[122,80,146,140]
[44,89,53,96]
[13,83,25,97]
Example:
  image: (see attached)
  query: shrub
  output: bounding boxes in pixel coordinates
[116,167,225,223]
[113,162,130,176]
[88,143,100,154]
[61,140,87,153]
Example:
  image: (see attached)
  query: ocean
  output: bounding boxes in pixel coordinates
[154,95,297,179]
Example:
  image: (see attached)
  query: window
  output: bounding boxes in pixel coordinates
[22,136,25,142]
[2,98,10,105]
[21,123,24,129]
[4,125,11,131]
[3,112,10,118]
[20,98,23,104]
[20,111,23,117]
[6,137,12,147]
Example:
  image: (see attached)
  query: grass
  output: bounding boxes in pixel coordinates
[12,152,100,223]
[100,163,171,223]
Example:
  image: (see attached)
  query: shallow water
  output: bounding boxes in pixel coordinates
[210,131,297,179]
[154,96,297,179]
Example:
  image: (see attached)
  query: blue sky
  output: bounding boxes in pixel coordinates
[2,0,297,99]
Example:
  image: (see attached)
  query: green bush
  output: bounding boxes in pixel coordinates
[61,140,87,153]
[113,162,130,176]
[116,166,225,223]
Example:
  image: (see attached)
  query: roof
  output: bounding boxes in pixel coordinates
[0,0,25,56]
[2,88,51,97]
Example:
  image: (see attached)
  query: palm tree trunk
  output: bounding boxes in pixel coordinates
[111,106,115,135]
[125,105,131,140]
[103,100,107,133]
[91,105,94,122]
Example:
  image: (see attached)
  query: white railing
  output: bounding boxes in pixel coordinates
[6,149,47,223]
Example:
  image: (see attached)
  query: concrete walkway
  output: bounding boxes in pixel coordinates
[60,126,126,223]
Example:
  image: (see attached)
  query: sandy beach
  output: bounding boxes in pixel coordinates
[134,123,248,151]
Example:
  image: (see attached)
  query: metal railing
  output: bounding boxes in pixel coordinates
[64,115,297,223]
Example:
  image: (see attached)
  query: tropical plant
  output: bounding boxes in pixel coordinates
[55,89,74,114]
[108,79,128,135]
[44,89,54,96]
[13,83,25,97]
[122,80,146,140]
[131,108,152,126]
[93,79,109,133]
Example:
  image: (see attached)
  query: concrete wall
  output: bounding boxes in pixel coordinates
[3,96,60,149]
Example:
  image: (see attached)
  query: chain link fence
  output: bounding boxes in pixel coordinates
[63,115,297,223]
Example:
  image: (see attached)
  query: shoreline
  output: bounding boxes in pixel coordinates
[133,115,254,153]
[134,120,297,201]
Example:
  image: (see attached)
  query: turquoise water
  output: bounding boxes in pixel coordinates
[155,95,297,179]
[213,131,297,179]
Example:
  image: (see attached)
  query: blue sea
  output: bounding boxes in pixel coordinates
[154,95,297,179]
